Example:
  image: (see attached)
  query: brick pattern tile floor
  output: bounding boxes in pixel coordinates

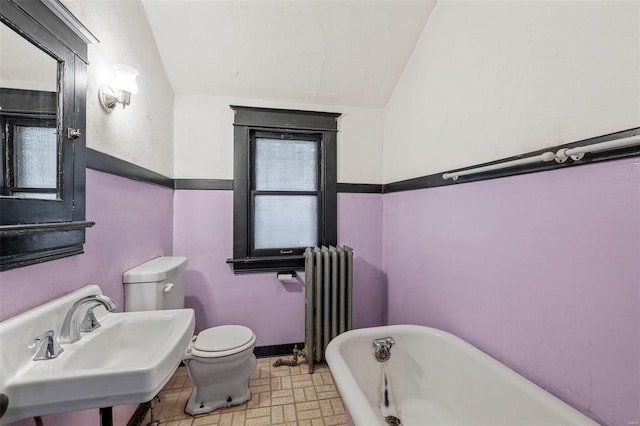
[143,356,347,426]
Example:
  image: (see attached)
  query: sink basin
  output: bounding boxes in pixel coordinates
[59,312,189,371]
[0,285,195,424]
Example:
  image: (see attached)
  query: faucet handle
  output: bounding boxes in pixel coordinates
[33,330,64,361]
[80,305,102,333]
[373,337,395,349]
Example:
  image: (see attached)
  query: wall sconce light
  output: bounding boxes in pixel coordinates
[98,64,139,112]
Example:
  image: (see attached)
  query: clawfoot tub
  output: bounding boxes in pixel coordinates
[326,325,599,426]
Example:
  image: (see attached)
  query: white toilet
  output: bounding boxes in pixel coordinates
[123,256,257,415]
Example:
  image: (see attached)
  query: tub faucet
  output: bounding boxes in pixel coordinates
[373,337,395,362]
[60,294,117,344]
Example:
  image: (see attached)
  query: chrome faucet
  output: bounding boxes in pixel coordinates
[373,337,395,362]
[33,330,64,360]
[60,294,117,344]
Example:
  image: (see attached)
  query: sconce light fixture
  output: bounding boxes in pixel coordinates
[98,64,139,112]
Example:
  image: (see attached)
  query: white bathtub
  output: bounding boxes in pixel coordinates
[325,325,599,426]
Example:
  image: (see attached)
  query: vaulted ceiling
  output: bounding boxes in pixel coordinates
[141,0,436,108]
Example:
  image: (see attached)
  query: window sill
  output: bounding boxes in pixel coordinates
[226,255,304,274]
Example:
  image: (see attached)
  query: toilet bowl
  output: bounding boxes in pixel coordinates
[123,256,257,415]
[183,325,257,415]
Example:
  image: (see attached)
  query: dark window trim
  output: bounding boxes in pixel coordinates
[0,0,94,271]
[2,116,58,197]
[0,88,57,118]
[0,6,77,225]
[228,106,340,274]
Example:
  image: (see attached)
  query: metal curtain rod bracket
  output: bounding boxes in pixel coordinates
[443,134,640,181]
[554,134,640,163]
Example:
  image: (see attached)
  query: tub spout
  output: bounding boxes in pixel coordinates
[373,337,395,362]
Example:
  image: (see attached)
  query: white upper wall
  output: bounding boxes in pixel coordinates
[63,0,174,177]
[174,94,383,184]
[383,0,640,183]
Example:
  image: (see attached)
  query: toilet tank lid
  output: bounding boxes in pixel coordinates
[123,256,187,283]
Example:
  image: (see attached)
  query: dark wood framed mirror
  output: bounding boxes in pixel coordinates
[0,0,97,270]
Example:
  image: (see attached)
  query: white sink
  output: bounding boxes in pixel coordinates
[0,285,195,424]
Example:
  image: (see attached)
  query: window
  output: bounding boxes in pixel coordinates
[2,116,58,200]
[252,132,320,255]
[228,106,340,273]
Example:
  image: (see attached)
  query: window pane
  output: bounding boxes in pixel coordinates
[14,125,57,189]
[255,138,317,191]
[254,195,317,249]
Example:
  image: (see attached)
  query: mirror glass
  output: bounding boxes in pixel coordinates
[0,22,60,200]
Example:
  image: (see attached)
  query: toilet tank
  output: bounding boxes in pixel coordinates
[123,256,187,312]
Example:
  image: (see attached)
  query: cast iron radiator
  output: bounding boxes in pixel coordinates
[304,245,353,373]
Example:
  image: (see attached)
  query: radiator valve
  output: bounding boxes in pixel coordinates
[273,344,306,367]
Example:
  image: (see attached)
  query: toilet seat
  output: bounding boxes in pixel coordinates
[191,325,256,358]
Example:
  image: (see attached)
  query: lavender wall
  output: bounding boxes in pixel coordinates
[337,193,385,329]
[172,191,384,346]
[0,169,174,426]
[382,158,640,426]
